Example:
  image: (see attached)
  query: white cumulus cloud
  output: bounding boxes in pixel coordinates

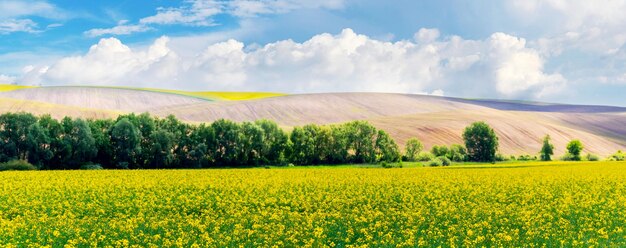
[14,28,566,98]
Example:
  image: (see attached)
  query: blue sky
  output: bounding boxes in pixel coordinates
[2,0,626,106]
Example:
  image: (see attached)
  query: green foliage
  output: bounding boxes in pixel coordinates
[607,150,625,161]
[436,156,451,166]
[65,119,97,169]
[431,145,449,157]
[344,121,377,163]
[463,122,499,162]
[427,158,443,167]
[148,130,175,168]
[404,138,423,162]
[448,144,467,162]
[561,153,577,161]
[430,144,466,162]
[517,154,537,161]
[375,130,401,163]
[0,112,37,162]
[415,151,435,162]
[540,135,554,161]
[0,112,411,168]
[495,153,510,162]
[586,153,600,161]
[110,118,142,169]
[25,122,52,169]
[566,140,584,161]
[80,163,103,170]
[0,160,36,171]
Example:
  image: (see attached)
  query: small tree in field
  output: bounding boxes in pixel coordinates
[463,122,499,162]
[566,140,584,161]
[540,135,554,161]
[404,138,423,161]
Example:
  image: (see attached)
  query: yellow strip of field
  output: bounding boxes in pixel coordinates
[134,87,286,101]
[0,84,37,92]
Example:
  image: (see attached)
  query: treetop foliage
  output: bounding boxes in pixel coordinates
[0,112,401,169]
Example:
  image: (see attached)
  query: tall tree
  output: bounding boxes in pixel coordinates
[404,138,424,162]
[255,119,288,165]
[345,121,377,163]
[211,119,241,166]
[25,123,53,168]
[110,118,142,169]
[463,122,499,162]
[148,130,175,168]
[540,135,554,161]
[0,112,37,162]
[88,119,115,168]
[64,118,97,168]
[375,130,400,162]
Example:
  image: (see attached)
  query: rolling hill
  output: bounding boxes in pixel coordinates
[0,85,624,157]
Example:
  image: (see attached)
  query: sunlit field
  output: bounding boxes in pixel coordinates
[0,84,36,92]
[133,87,286,101]
[1,161,626,247]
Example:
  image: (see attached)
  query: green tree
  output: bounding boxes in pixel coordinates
[375,130,400,162]
[64,118,97,168]
[289,126,316,165]
[148,130,175,168]
[256,119,289,165]
[448,144,467,162]
[540,135,554,161]
[566,139,584,161]
[463,121,499,162]
[88,119,114,168]
[240,122,265,166]
[110,118,142,169]
[345,121,377,163]
[0,112,37,162]
[189,143,209,168]
[25,123,53,168]
[38,115,65,169]
[404,138,424,162]
[211,119,241,166]
[327,125,349,164]
[431,145,450,158]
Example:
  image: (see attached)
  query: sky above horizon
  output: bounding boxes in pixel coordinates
[2,0,626,106]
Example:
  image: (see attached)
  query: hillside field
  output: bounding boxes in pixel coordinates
[0,85,625,156]
[1,161,626,247]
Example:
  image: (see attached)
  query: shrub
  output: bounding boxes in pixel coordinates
[80,163,103,170]
[404,138,424,162]
[0,160,36,171]
[495,153,510,162]
[448,144,467,162]
[561,153,577,161]
[381,162,403,168]
[437,156,451,166]
[586,153,600,161]
[607,150,625,161]
[427,158,444,167]
[415,151,435,162]
[431,145,450,158]
[517,154,537,161]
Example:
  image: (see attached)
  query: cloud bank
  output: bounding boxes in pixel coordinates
[14,28,565,98]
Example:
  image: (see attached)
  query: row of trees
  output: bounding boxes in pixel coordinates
[0,113,402,169]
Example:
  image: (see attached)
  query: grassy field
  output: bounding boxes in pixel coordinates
[1,161,626,247]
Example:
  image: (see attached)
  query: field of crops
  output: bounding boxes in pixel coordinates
[1,162,626,247]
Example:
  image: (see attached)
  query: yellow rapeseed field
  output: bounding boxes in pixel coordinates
[1,161,626,247]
